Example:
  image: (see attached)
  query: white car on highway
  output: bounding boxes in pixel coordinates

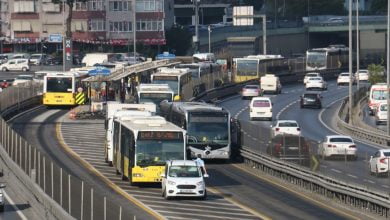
[241,84,262,99]
[161,160,207,200]
[0,58,29,72]
[318,135,357,160]
[305,76,327,90]
[272,120,301,136]
[355,69,369,81]
[369,149,390,176]
[249,97,273,121]
[375,103,387,125]
[12,75,34,86]
[303,72,321,84]
[337,72,354,86]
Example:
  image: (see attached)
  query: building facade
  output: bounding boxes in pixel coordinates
[1,0,173,53]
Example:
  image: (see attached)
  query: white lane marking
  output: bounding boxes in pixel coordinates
[275,99,300,120]
[149,205,257,217]
[154,210,255,219]
[331,168,342,173]
[164,216,201,220]
[382,185,390,188]
[7,105,44,123]
[320,165,328,168]
[139,199,244,210]
[4,191,28,220]
[347,174,357,179]
[363,179,375,184]
[30,109,61,123]
[318,97,386,150]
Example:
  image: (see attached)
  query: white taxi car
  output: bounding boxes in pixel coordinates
[161,160,207,200]
[369,149,390,176]
[317,135,357,160]
[305,76,327,90]
[272,120,301,136]
[375,103,387,125]
[249,97,272,121]
[337,72,354,86]
[355,69,369,81]
[303,72,321,85]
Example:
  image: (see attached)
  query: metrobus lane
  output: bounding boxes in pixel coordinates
[57,113,262,220]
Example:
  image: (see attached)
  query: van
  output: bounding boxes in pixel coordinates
[82,53,117,67]
[375,103,387,125]
[193,53,216,62]
[368,83,387,115]
[267,135,310,166]
[0,58,29,72]
[249,97,272,121]
[260,74,282,94]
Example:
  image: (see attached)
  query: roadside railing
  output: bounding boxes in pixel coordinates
[0,86,139,220]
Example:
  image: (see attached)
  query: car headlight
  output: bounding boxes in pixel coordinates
[168,180,176,185]
[196,181,204,186]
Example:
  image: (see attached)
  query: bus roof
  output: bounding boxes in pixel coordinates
[137,84,174,93]
[45,71,81,77]
[114,110,152,120]
[164,101,227,113]
[154,67,191,76]
[117,116,185,132]
[107,103,156,118]
[245,55,284,60]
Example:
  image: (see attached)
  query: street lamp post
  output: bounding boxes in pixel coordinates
[356,0,360,90]
[208,25,211,53]
[348,0,353,124]
[194,0,200,52]
[387,0,390,135]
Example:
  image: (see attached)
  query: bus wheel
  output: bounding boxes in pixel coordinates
[121,173,127,180]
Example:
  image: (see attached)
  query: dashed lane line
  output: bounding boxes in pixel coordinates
[153,210,258,220]
[347,174,358,179]
[331,169,342,174]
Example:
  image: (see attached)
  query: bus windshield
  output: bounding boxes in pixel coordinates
[307,52,326,69]
[46,77,73,93]
[236,60,258,76]
[187,113,229,145]
[139,93,173,105]
[136,132,184,167]
[372,90,387,100]
[152,76,179,95]
[177,65,200,78]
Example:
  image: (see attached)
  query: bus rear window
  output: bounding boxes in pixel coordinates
[46,77,72,93]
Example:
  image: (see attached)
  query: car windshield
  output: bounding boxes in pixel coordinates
[30,55,41,59]
[253,100,270,107]
[329,137,353,143]
[168,165,201,178]
[384,152,390,157]
[380,105,388,111]
[340,73,349,76]
[307,73,318,77]
[303,94,317,99]
[278,122,298,127]
[245,85,259,89]
[309,77,321,81]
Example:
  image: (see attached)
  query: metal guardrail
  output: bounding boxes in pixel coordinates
[337,87,390,146]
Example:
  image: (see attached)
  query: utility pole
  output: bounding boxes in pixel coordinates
[208,25,211,53]
[133,0,137,61]
[356,0,360,90]
[348,0,353,124]
[194,0,200,52]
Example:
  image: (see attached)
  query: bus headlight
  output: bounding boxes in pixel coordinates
[133,173,143,177]
[168,180,176,185]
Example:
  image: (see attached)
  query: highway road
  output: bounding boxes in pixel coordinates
[7,100,358,219]
[218,80,390,195]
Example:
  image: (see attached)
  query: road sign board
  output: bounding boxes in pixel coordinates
[233,6,254,26]
[49,34,62,43]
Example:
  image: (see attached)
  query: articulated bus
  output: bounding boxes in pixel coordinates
[151,67,192,101]
[113,116,186,184]
[306,45,348,71]
[136,84,174,109]
[43,72,88,106]
[233,55,290,83]
[160,101,231,160]
[175,62,220,79]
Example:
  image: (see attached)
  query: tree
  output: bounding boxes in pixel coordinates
[368,64,385,84]
[165,26,192,56]
[52,0,88,38]
[370,0,387,15]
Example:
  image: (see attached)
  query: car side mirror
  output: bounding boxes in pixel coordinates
[160,174,166,178]
[203,174,209,178]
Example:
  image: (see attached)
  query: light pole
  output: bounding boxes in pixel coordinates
[387,0,390,135]
[133,0,136,61]
[356,0,360,90]
[194,0,200,52]
[348,0,353,124]
[208,25,211,53]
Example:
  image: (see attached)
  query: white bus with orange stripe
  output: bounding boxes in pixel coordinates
[368,83,387,115]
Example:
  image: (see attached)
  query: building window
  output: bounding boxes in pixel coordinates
[109,21,132,32]
[109,1,131,11]
[89,20,105,31]
[90,0,104,11]
[74,1,87,11]
[136,20,163,31]
[136,0,162,12]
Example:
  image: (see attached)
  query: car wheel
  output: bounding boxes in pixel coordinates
[376,166,380,177]
[0,205,3,212]
[22,67,27,72]
[318,104,322,109]
[164,189,170,200]
[2,67,7,72]
[200,190,207,200]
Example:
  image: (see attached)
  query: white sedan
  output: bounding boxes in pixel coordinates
[305,77,327,90]
[303,72,321,85]
[317,135,357,160]
[272,120,301,136]
[355,69,369,81]
[337,72,354,86]
[369,149,390,176]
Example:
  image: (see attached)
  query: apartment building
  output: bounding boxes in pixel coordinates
[1,0,173,52]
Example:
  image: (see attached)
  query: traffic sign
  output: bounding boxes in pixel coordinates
[49,34,62,43]
[233,6,254,26]
[156,52,176,60]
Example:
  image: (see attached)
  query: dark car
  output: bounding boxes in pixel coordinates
[0,79,14,88]
[45,56,63,65]
[300,93,322,109]
[267,134,311,166]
